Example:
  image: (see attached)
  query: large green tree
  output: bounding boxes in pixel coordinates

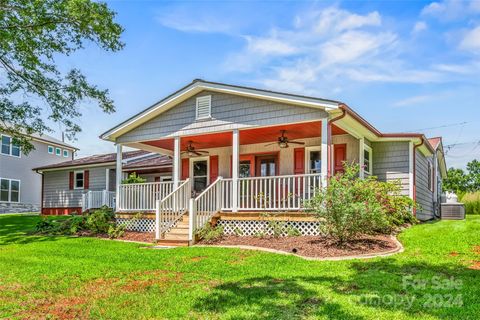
[444,159,480,193]
[0,0,124,153]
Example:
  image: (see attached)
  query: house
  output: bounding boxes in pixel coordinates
[99,79,448,245]
[0,132,77,213]
[33,150,172,215]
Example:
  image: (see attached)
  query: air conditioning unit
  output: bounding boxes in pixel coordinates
[441,192,465,220]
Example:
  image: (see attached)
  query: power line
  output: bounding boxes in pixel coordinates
[409,121,470,132]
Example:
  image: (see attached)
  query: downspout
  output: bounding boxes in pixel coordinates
[412,137,425,216]
[36,170,44,215]
[327,106,347,178]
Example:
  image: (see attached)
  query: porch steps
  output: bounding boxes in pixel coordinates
[156,213,191,246]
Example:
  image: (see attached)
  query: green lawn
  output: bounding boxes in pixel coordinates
[0,214,479,319]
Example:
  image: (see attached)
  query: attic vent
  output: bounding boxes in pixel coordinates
[196,95,211,120]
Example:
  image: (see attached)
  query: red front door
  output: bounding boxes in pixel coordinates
[334,144,347,174]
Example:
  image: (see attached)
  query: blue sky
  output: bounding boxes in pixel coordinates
[55,0,480,169]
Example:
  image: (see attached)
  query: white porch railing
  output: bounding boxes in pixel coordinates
[82,190,116,212]
[155,179,191,239]
[191,177,223,236]
[221,173,321,211]
[119,182,174,212]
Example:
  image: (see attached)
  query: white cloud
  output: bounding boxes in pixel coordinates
[422,0,480,20]
[413,21,428,33]
[460,26,480,53]
[393,95,435,107]
[225,6,447,93]
[156,8,234,34]
[245,34,298,56]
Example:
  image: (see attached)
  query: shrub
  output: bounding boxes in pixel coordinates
[307,163,416,244]
[462,192,480,214]
[196,224,224,243]
[286,226,301,237]
[121,172,146,184]
[108,224,126,239]
[34,206,124,238]
[86,206,115,234]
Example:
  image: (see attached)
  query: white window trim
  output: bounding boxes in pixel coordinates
[55,147,61,156]
[363,144,373,175]
[0,177,21,203]
[160,175,173,182]
[189,156,210,186]
[74,170,85,190]
[1,134,21,158]
[428,161,434,192]
[48,146,54,154]
[305,146,321,174]
[195,95,212,120]
[63,149,69,157]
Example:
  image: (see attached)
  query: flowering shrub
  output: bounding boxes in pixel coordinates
[307,163,416,244]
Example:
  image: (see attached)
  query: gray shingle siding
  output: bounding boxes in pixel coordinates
[372,141,410,196]
[43,166,111,208]
[415,150,434,220]
[116,91,329,143]
[0,138,74,212]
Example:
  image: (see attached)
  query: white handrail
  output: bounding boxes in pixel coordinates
[155,179,191,239]
[81,190,116,212]
[119,181,174,211]
[237,173,321,211]
[191,177,223,237]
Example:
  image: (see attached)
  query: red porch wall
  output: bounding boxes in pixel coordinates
[42,207,83,215]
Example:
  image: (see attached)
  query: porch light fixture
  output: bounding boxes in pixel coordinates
[279,141,288,148]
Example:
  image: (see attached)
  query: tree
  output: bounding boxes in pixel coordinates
[443,168,469,193]
[0,0,124,153]
[443,160,480,193]
[466,160,480,191]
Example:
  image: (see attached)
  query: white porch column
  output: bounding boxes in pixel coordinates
[232,129,239,212]
[321,119,329,187]
[115,144,122,210]
[173,136,181,188]
[359,137,365,179]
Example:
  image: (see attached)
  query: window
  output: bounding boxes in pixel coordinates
[428,161,434,191]
[305,147,321,174]
[1,135,20,157]
[0,178,20,202]
[48,146,54,154]
[363,145,372,175]
[63,149,69,157]
[74,171,84,189]
[55,147,61,156]
[195,95,211,120]
[191,158,208,192]
[239,160,252,178]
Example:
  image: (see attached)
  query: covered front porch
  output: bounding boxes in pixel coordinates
[115,120,365,214]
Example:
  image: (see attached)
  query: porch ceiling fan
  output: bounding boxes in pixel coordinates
[181,141,209,157]
[265,130,305,148]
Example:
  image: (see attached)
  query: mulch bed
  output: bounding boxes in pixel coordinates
[88,231,155,243]
[199,234,398,258]
[120,231,155,243]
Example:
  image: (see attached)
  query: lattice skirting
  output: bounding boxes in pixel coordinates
[217,219,321,236]
[116,218,155,233]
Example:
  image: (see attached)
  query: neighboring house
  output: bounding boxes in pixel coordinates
[33,151,172,215]
[99,79,448,244]
[0,132,77,213]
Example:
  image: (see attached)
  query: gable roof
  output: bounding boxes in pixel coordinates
[99,79,437,155]
[100,79,341,141]
[33,150,172,171]
[31,133,78,150]
[427,137,442,150]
